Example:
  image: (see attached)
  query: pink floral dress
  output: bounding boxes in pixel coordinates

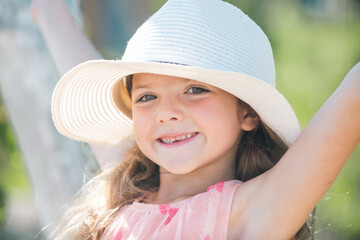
[101,180,242,240]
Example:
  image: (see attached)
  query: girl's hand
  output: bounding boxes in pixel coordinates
[29,0,52,24]
[30,0,37,23]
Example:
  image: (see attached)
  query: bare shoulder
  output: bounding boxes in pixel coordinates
[227,177,263,239]
[227,173,301,239]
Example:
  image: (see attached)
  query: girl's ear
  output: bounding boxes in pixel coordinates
[239,103,260,131]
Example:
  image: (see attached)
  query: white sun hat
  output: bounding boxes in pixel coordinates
[51,0,301,146]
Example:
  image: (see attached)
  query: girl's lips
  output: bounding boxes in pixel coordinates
[156,132,199,147]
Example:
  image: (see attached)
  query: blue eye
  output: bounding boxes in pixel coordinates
[137,94,157,102]
[187,87,209,94]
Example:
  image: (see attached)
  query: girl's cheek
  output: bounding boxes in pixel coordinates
[133,108,155,136]
[133,107,151,121]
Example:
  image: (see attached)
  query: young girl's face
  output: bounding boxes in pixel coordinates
[131,73,251,175]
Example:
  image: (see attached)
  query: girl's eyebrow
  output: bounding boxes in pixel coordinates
[133,79,194,90]
[133,78,200,93]
[132,83,151,91]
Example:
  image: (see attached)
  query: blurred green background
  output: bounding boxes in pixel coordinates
[0,0,359,239]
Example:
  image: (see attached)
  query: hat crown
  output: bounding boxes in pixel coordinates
[122,0,275,86]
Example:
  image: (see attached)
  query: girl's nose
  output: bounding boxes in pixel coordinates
[156,98,184,124]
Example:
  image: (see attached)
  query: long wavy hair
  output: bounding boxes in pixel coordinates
[51,77,314,240]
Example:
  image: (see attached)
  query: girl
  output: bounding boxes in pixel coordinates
[33,0,359,239]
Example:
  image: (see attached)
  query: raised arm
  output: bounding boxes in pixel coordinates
[31,0,100,75]
[31,0,127,167]
[231,62,360,239]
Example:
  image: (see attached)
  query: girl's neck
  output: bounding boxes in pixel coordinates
[145,160,236,205]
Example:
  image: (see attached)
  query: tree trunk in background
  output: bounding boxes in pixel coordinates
[0,0,97,238]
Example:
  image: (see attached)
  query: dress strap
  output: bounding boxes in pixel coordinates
[213,180,242,239]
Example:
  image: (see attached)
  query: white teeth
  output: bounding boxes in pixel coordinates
[160,133,195,144]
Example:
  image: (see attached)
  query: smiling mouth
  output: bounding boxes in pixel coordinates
[158,132,198,144]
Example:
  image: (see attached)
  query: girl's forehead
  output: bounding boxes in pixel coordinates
[133,73,189,82]
[132,73,201,88]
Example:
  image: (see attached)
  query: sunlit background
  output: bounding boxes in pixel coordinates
[0,0,359,239]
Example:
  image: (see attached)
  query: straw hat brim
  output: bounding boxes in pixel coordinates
[52,60,301,146]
